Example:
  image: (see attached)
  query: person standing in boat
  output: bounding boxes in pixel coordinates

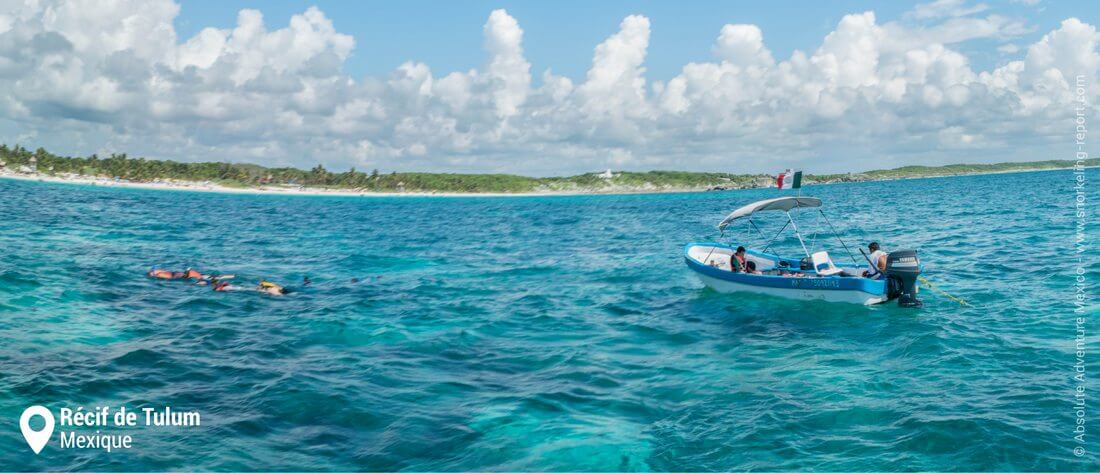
[731,246,748,273]
[864,242,888,279]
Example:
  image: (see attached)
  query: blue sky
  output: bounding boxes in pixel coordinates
[172,0,1089,81]
[0,0,1097,174]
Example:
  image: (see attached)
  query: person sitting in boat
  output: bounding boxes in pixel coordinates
[730,247,748,272]
[745,260,762,275]
[864,242,888,279]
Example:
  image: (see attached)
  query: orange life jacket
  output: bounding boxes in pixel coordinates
[733,253,747,272]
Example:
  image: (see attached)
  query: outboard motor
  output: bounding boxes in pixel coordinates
[885,250,923,308]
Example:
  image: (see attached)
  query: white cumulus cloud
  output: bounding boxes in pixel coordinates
[0,0,1095,175]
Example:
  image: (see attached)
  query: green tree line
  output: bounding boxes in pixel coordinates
[1,144,1095,193]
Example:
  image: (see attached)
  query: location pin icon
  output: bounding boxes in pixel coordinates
[20,406,54,454]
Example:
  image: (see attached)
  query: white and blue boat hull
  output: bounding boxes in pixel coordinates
[684,243,890,305]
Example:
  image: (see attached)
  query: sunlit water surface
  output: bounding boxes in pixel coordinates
[0,170,1096,470]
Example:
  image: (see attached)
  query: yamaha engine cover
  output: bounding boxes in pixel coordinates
[885,250,923,308]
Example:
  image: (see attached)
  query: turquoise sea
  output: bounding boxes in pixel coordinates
[0,169,1096,470]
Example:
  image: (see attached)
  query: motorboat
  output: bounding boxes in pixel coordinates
[684,196,923,307]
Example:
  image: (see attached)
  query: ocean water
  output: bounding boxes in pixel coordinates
[0,169,1095,471]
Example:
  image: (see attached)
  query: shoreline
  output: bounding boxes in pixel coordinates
[0,165,1081,198]
[0,171,545,198]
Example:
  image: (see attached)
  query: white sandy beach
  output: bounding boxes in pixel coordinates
[0,170,569,197]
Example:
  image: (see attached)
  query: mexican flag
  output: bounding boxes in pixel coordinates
[777,169,802,189]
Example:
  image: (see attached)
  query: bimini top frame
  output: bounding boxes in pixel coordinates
[717,196,822,231]
[715,196,858,264]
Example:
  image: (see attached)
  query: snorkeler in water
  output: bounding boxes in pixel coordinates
[149,267,235,286]
[148,267,204,280]
[258,281,288,296]
[148,268,186,279]
[195,274,234,286]
[212,280,288,296]
[213,281,244,292]
[148,267,207,280]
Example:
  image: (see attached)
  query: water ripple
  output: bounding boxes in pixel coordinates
[0,171,1093,470]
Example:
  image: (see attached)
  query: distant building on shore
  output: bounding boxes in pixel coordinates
[598,169,615,179]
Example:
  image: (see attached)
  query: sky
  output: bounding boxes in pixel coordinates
[0,0,1097,175]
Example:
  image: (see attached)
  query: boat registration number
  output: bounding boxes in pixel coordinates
[791,278,840,289]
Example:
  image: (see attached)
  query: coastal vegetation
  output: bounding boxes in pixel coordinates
[0,144,1093,194]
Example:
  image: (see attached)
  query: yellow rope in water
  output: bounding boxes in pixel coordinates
[919,276,971,307]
